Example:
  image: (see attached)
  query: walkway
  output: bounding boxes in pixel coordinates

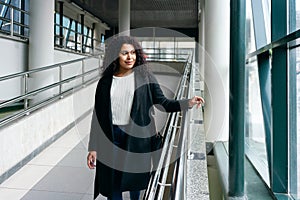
[0,73,183,200]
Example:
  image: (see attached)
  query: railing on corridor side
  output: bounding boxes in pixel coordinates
[0,54,102,127]
[144,52,193,200]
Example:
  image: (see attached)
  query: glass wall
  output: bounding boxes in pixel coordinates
[0,0,29,39]
[246,0,300,198]
[245,0,270,186]
[54,12,94,54]
[297,45,300,199]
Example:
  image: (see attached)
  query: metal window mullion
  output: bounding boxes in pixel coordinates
[80,14,84,53]
[250,0,272,185]
[257,52,272,182]
[20,0,25,36]
[288,0,297,196]
[9,6,13,36]
[288,46,297,197]
[271,0,288,194]
[91,23,95,50]
[74,20,78,51]
[59,1,64,47]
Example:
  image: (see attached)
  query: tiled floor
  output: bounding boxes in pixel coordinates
[0,115,104,200]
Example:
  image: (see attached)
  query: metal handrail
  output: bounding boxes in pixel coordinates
[0,57,93,82]
[144,48,192,62]
[0,54,102,127]
[144,51,193,200]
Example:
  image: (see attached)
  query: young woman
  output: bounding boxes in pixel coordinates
[87,35,204,200]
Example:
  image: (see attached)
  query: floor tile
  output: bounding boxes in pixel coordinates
[28,146,72,166]
[57,148,89,168]
[0,187,28,200]
[21,190,83,200]
[1,165,52,190]
[51,128,82,149]
[32,166,94,194]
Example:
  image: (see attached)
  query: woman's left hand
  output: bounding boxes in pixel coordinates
[188,96,205,109]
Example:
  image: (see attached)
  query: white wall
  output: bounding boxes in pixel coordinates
[0,38,27,100]
[0,81,97,177]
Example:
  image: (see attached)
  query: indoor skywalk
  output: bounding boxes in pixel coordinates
[0,52,209,200]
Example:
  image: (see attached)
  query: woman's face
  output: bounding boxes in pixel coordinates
[118,44,136,72]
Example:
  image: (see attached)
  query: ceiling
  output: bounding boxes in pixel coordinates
[69,0,199,36]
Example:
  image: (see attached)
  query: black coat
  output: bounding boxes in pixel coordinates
[88,68,189,199]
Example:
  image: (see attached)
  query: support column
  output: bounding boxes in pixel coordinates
[204,0,230,142]
[198,0,205,78]
[229,0,246,198]
[119,0,130,35]
[29,0,55,104]
[271,0,288,193]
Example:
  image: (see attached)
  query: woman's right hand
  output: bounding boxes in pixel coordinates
[87,151,97,169]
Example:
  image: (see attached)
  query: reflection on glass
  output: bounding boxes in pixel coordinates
[297,0,300,30]
[245,60,270,186]
[246,0,270,186]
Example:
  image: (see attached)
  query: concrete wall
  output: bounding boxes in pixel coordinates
[0,81,97,181]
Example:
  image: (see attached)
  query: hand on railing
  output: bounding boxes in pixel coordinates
[188,96,205,109]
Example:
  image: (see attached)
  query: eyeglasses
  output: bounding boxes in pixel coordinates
[119,50,136,56]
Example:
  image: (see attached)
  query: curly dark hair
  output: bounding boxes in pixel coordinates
[102,35,148,77]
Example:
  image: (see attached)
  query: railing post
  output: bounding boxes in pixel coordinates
[59,65,62,95]
[23,73,29,109]
[82,60,85,85]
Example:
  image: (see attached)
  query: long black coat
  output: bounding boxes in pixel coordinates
[88,68,189,199]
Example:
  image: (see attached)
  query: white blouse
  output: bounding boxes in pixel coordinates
[110,72,135,125]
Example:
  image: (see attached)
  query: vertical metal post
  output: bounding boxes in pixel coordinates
[75,20,78,52]
[59,65,62,95]
[271,0,288,193]
[59,1,64,47]
[20,0,25,36]
[250,0,272,181]
[174,37,176,60]
[229,0,246,198]
[23,73,29,109]
[91,23,95,50]
[80,14,84,53]
[82,60,85,84]
[10,7,13,36]
[289,0,297,196]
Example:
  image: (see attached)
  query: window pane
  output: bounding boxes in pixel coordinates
[296,0,300,30]
[246,0,256,54]
[294,44,300,199]
[297,50,300,200]
[245,58,270,186]
[245,0,270,186]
